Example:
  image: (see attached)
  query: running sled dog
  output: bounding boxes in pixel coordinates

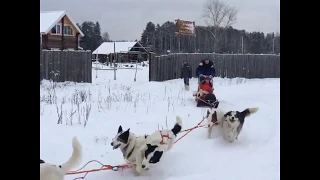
[40,136,82,180]
[111,116,182,175]
[206,108,259,143]
[136,116,183,174]
[110,125,149,174]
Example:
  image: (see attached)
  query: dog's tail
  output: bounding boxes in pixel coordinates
[241,108,259,117]
[171,116,183,136]
[60,136,82,174]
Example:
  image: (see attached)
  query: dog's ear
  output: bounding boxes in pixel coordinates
[224,111,231,117]
[118,125,123,133]
[206,109,210,118]
[211,111,217,123]
[119,129,130,142]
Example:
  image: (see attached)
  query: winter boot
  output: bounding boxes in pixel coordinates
[185,84,190,91]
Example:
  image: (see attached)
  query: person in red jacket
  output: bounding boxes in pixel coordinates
[196,77,219,108]
[198,77,213,94]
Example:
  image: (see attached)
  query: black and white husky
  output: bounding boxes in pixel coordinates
[222,108,259,143]
[40,137,82,180]
[206,107,259,143]
[110,125,149,174]
[136,116,183,173]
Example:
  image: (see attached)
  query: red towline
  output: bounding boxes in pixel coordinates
[67,117,207,179]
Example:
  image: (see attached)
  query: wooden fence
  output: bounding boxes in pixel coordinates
[149,53,280,81]
[40,50,92,83]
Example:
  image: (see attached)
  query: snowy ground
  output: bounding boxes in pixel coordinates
[40,65,280,180]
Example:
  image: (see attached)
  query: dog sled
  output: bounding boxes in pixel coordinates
[196,94,219,108]
[194,75,219,108]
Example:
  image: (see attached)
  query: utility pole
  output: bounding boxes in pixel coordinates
[241,36,244,54]
[273,37,275,54]
[178,34,181,52]
[113,42,116,80]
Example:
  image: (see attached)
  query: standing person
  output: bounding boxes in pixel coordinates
[180,60,192,90]
[196,58,215,82]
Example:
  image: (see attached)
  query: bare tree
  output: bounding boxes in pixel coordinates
[202,0,238,52]
[102,32,110,42]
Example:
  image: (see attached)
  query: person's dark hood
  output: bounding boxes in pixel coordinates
[200,59,213,68]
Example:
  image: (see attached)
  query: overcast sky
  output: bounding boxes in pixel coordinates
[40,0,280,41]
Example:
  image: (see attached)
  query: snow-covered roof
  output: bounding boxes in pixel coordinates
[92,42,144,55]
[40,11,84,36]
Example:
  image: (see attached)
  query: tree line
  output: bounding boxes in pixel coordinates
[140,0,280,55]
[76,0,280,55]
[140,21,280,55]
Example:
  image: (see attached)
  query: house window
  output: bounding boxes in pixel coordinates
[51,24,61,34]
[64,25,73,35]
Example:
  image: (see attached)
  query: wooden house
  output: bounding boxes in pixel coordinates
[40,11,84,50]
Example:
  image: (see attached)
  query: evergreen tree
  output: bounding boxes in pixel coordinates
[141,22,156,47]
[78,21,104,51]
[93,22,103,50]
[79,21,95,50]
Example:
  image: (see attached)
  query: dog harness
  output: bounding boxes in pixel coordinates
[126,145,135,160]
[159,131,171,145]
[124,135,148,161]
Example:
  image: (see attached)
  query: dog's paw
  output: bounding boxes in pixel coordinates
[135,166,143,174]
[132,169,141,176]
[228,136,236,143]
